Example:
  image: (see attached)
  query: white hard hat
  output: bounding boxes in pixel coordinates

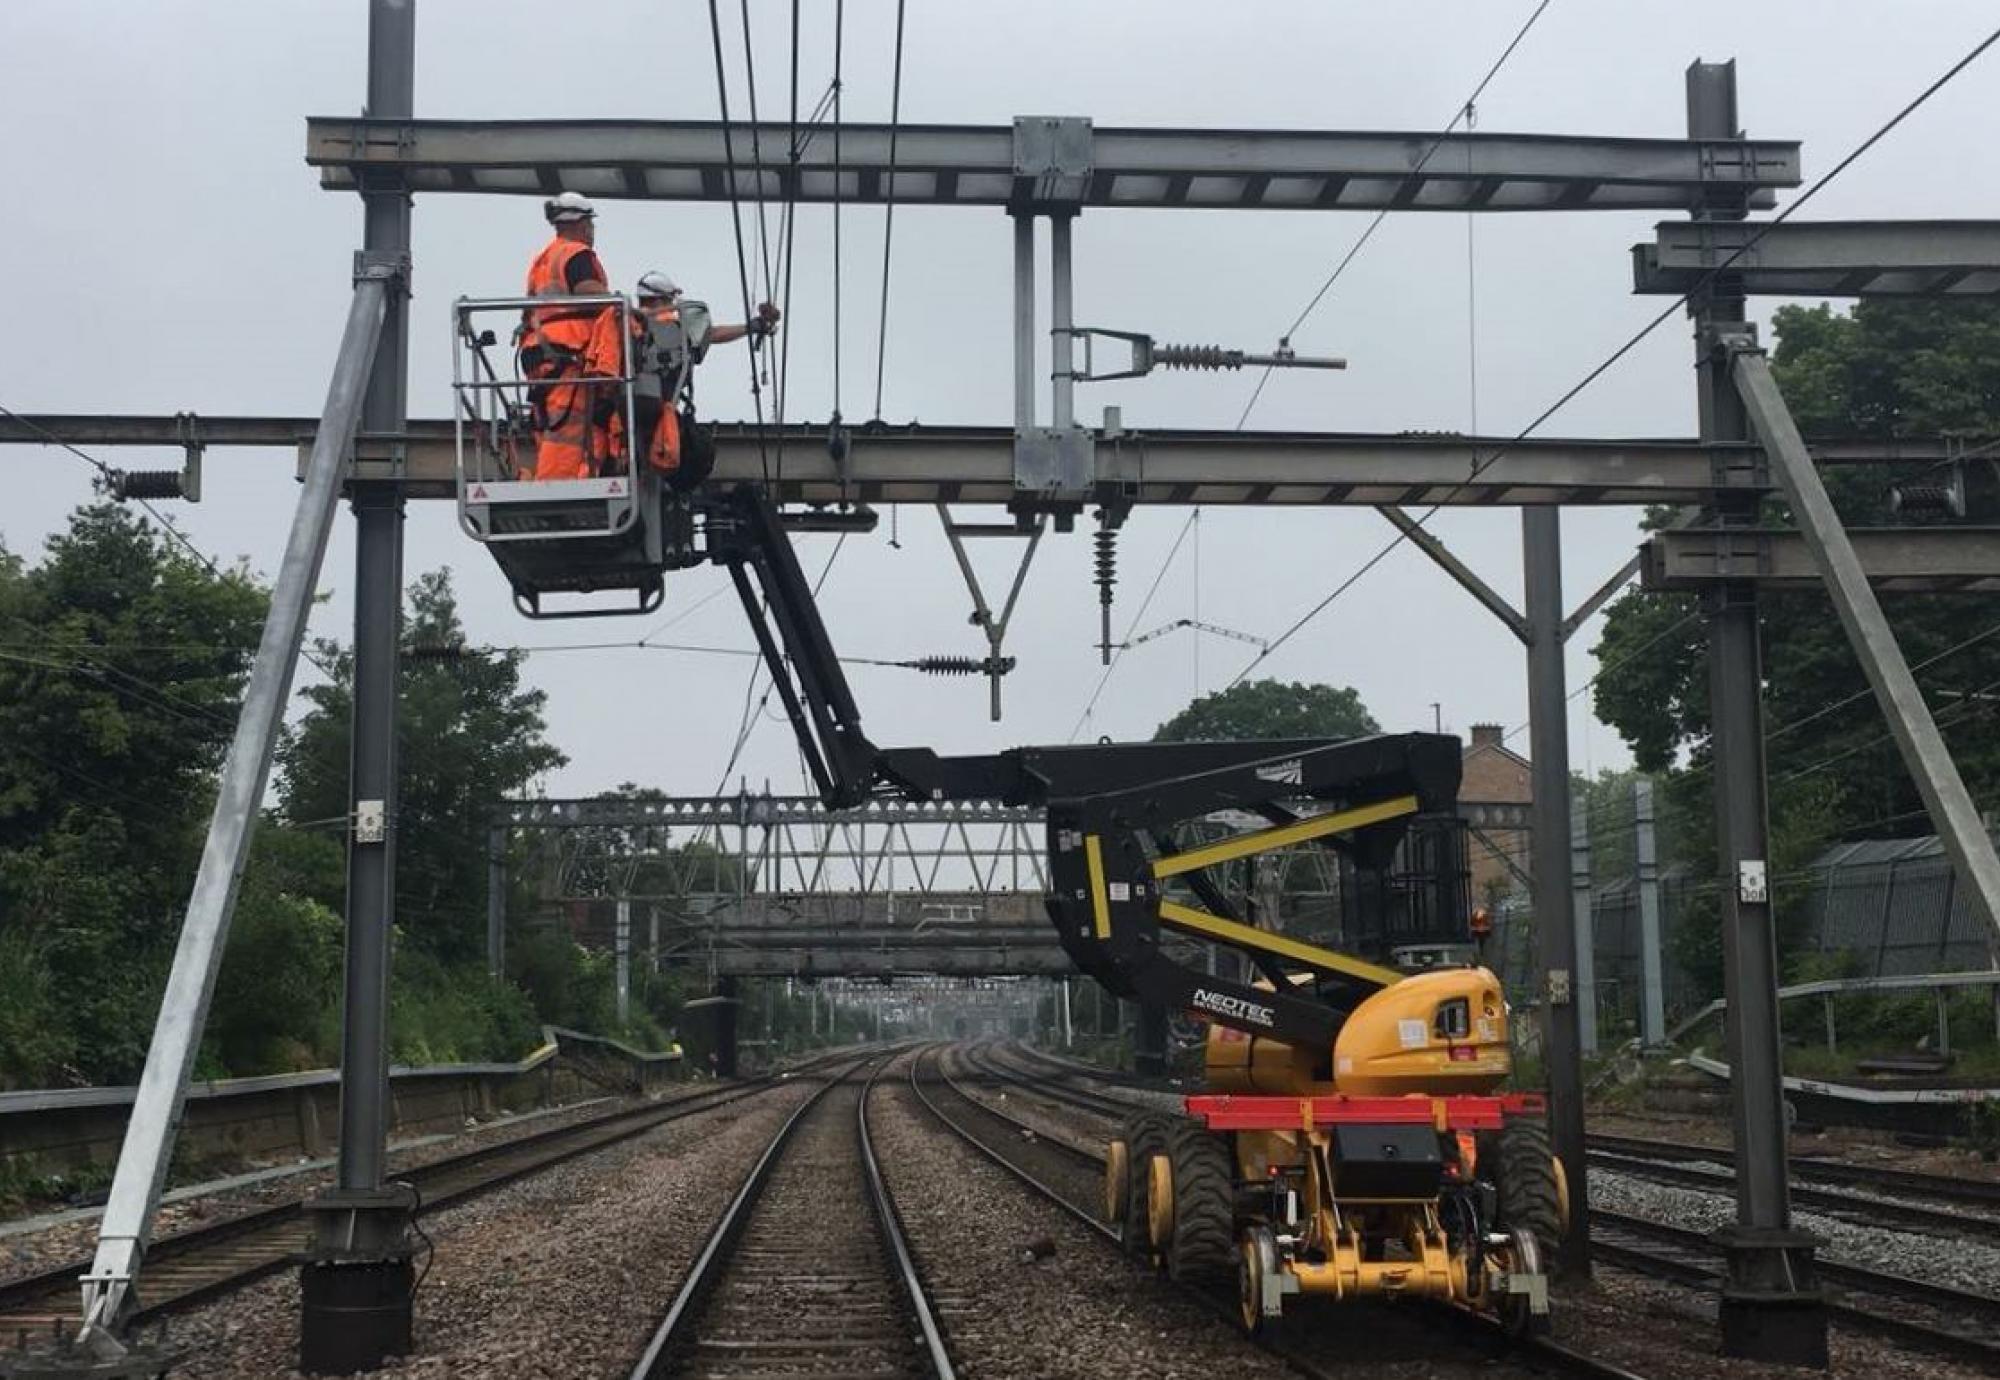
[545,191,597,224]
[636,270,682,301]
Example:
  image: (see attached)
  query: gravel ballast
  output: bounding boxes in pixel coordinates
[870,1062,1300,1380]
[1590,1165,2000,1297]
[0,1093,667,1288]
[158,1078,819,1378]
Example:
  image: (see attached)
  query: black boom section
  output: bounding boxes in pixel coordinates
[707,485,882,807]
[698,483,1467,1048]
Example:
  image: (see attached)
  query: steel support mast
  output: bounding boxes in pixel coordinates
[1686,59,1825,1367]
[299,1,419,1373]
[60,275,395,1368]
[1522,505,1589,1276]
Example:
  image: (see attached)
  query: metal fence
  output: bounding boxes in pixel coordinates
[1799,836,1998,975]
[1487,827,1996,1040]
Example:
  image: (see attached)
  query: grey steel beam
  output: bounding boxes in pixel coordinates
[1635,219,2000,297]
[354,427,1771,506]
[1376,506,1527,640]
[1642,524,2000,591]
[1561,553,1642,640]
[1686,58,1823,1367]
[9,413,1983,505]
[1735,348,2000,950]
[73,271,392,1350]
[1523,503,1589,1277]
[305,117,1799,213]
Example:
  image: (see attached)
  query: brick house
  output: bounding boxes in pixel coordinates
[1460,723,1531,902]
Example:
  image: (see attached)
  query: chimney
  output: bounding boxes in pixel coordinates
[1470,722,1503,749]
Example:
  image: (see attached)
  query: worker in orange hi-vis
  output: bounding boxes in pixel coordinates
[519,192,612,480]
[585,270,779,481]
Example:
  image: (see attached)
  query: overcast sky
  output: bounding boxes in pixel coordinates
[6,1,1999,802]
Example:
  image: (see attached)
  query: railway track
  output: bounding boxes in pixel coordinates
[916,1045,1644,1380]
[628,1056,953,1379]
[1588,1129,2000,1217]
[1592,1208,2000,1367]
[0,1063,841,1336]
[984,1044,2000,1369]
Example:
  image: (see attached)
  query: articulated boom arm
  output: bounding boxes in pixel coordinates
[706,483,1472,1045]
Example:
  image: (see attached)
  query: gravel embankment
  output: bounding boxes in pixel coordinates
[163,1078,817,1378]
[1590,1166,2000,1297]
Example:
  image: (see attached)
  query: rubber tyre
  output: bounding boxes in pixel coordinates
[1493,1117,1561,1260]
[1162,1117,1236,1284]
[1120,1111,1171,1264]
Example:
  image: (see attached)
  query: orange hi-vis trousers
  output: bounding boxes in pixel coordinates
[530,373,605,481]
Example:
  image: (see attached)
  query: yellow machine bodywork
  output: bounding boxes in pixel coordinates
[1163,965,1545,1326]
[1203,966,1512,1097]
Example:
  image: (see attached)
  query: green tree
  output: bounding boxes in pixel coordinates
[0,506,267,1086]
[277,570,566,965]
[1152,678,1380,743]
[1590,300,2000,996]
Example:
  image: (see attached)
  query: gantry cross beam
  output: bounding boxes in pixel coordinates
[305,116,1801,213]
[4,413,1983,507]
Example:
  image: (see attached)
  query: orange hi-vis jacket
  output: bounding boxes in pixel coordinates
[585,303,683,475]
[521,237,607,360]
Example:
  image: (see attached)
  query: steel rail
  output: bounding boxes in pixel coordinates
[1591,1208,2000,1368]
[1587,1148,2000,1244]
[628,1052,954,1379]
[1587,1130,2000,1209]
[856,1056,957,1378]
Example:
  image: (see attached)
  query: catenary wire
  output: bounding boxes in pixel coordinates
[870,0,908,421]
[1230,21,2000,688]
[705,0,773,483]
[1234,0,1553,429]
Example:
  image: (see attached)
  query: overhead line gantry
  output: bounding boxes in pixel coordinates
[19,8,2000,1371]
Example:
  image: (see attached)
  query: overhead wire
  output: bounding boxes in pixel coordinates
[870,0,909,421]
[0,402,350,681]
[1229,20,2000,689]
[1233,0,1553,430]
[830,0,846,421]
[705,0,774,483]
[773,0,804,479]
[736,0,778,306]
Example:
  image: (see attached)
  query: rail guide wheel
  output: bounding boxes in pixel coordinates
[1495,1226,1550,1337]
[1237,1225,1299,1337]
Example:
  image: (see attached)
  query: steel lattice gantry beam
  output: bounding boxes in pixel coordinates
[5,412,1984,506]
[1634,219,2000,297]
[305,116,1801,213]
